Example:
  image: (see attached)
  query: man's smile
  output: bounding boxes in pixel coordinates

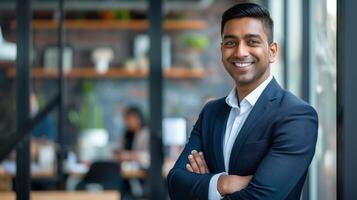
[231,61,255,68]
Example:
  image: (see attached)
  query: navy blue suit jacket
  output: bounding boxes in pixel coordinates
[167,79,318,200]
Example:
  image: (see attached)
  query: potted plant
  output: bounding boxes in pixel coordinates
[68,81,108,163]
[178,33,209,69]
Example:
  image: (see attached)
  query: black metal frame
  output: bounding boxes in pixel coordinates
[302,0,311,103]
[57,0,66,189]
[11,0,66,199]
[0,96,61,161]
[337,0,357,199]
[148,0,166,199]
[283,0,289,89]
[301,0,311,199]
[15,0,31,199]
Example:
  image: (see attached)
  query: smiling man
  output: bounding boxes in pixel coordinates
[167,3,318,200]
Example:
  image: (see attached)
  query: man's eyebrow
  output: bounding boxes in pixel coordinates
[243,34,263,40]
[222,34,263,40]
[222,35,237,40]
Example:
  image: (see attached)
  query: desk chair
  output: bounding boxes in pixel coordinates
[76,161,122,191]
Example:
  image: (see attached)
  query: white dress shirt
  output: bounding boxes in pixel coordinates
[208,75,273,200]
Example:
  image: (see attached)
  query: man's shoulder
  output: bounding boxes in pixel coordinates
[206,96,226,105]
[193,98,230,126]
[265,78,312,109]
[203,97,227,110]
[280,90,309,106]
[278,90,317,115]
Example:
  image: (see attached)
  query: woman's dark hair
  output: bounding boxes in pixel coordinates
[123,106,145,150]
[124,106,145,128]
[221,3,274,44]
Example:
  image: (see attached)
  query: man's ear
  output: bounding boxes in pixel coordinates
[269,42,278,63]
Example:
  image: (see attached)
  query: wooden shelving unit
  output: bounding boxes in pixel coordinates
[0,62,15,68]
[7,19,208,80]
[11,19,207,30]
[165,67,206,79]
[7,67,206,79]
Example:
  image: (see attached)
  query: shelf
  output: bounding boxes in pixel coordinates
[0,62,14,68]
[165,67,206,79]
[11,19,207,31]
[7,67,206,79]
[0,1,213,11]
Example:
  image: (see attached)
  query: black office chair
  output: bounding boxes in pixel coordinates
[76,161,122,191]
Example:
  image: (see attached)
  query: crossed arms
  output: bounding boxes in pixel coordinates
[167,104,318,200]
[186,150,253,196]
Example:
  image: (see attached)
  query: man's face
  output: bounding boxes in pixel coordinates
[221,17,277,89]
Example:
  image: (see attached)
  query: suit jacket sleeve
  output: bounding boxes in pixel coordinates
[223,104,318,200]
[167,103,214,200]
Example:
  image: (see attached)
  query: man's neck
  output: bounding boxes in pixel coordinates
[235,74,270,103]
[235,87,251,103]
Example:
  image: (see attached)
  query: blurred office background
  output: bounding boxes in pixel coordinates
[0,0,352,199]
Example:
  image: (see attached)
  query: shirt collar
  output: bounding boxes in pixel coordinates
[225,75,273,109]
[225,87,239,108]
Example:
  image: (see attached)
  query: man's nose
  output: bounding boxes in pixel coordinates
[234,44,249,58]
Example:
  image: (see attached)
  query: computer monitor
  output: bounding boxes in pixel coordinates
[163,117,187,146]
[78,128,109,163]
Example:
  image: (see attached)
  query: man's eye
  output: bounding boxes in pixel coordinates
[223,41,236,47]
[248,40,260,45]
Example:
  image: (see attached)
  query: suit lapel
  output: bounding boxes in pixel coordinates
[213,102,230,172]
[228,79,281,173]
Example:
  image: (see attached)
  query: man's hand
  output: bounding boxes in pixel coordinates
[217,174,253,196]
[185,149,252,196]
[186,150,210,174]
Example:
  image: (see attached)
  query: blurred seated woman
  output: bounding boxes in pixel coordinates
[114,106,149,169]
[113,106,150,197]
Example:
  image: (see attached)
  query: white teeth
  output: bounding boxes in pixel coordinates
[233,62,253,68]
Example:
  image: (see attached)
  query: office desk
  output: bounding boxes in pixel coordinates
[67,164,147,180]
[121,168,147,179]
[120,158,175,179]
[0,165,56,191]
[0,191,120,200]
[0,161,55,179]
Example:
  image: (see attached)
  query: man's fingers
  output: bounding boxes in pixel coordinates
[186,150,210,174]
[199,152,209,173]
[192,150,208,173]
[186,164,193,172]
[188,154,200,173]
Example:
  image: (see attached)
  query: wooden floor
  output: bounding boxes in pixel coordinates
[0,191,120,200]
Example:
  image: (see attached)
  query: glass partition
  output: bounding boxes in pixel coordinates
[309,0,337,199]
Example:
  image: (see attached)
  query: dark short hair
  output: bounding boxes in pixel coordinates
[221,3,274,44]
[124,106,145,127]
